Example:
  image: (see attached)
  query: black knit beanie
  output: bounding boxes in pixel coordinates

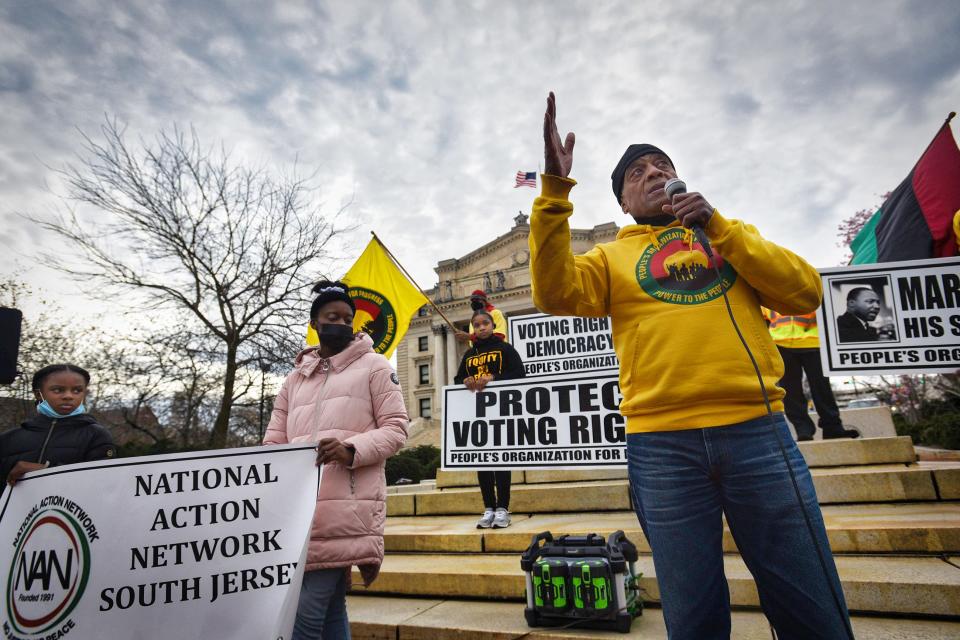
[610,144,675,204]
[309,280,356,318]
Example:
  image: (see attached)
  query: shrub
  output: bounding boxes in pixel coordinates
[895,411,960,449]
[385,455,423,485]
[384,445,441,485]
[919,413,960,450]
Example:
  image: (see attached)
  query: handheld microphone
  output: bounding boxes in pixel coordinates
[663,177,686,200]
[664,178,713,258]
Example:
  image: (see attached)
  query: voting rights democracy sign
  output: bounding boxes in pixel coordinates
[509,312,618,377]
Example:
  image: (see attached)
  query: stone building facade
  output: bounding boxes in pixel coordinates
[396,212,618,446]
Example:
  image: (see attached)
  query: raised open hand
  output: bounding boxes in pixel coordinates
[543,92,575,177]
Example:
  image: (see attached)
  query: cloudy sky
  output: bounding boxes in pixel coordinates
[1,0,958,323]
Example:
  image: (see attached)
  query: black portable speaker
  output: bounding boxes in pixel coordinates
[521,530,641,633]
[0,307,23,384]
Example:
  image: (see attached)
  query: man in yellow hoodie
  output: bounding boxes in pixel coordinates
[530,93,851,639]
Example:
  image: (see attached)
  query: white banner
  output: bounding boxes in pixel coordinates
[508,312,618,377]
[0,444,319,640]
[817,257,960,375]
[441,370,625,470]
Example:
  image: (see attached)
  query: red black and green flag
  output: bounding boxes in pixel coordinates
[850,113,960,264]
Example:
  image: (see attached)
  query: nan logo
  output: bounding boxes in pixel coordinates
[5,501,95,639]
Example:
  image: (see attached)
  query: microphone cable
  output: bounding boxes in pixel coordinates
[694,228,856,640]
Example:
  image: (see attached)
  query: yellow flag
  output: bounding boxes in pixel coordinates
[307,237,428,357]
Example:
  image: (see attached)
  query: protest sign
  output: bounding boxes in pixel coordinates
[509,312,618,377]
[442,369,624,470]
[0,444,318,640]
[817,257,960,375]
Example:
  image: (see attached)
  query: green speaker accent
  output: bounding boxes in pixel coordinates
[532,558,569,614]
[572,559,613,613]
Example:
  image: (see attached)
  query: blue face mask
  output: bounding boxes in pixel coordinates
[37,394,86,419]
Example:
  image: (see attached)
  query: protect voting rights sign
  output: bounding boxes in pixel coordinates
[0,444,319,640]
[443,369,625,471]
[817,256,960,376]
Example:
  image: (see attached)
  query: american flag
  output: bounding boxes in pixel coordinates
[514,171,537,188]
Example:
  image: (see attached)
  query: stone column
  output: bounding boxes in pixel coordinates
[445,328,459,386]
[432,325,446,419]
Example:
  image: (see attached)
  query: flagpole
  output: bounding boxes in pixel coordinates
[369,231,460,334]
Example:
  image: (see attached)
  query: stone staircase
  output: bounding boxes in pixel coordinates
[348,436,960,639]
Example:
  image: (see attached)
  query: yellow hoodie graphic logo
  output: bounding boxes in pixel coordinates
[466,351,502,377]
[663,250,709,282]
[635,228,737,304]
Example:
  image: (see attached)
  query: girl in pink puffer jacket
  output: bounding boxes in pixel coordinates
[264,280,408,640]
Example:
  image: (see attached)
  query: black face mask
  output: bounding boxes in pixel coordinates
[470,299,484,310]
[317,323,354,354]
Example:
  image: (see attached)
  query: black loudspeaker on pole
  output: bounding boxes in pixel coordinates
[0,307,23,385]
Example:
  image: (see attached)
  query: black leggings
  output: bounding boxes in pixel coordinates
[477,471,511,509]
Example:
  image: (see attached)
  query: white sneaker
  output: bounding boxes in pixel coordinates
[476,508,495,529]
[492,508,511,528]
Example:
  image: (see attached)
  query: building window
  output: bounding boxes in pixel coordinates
[419,398,432,419]
[418,306,429,317]
[419,364,430,385]
[418,336,429,352]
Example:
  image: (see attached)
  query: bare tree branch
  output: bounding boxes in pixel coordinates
[28,118,354,447]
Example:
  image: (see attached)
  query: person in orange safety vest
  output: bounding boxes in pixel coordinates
[763,310,860,441]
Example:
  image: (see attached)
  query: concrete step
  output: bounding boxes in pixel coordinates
[436,469,628,488]
[797,435,916,467]
[384,502,960,555]
[937,466,960,498]
[347,595,960,639]
[437,436,917,489]
[390,464,951,517]
[917,446,960,462]
[387,480,437,495]
[353,553,960,617]
[433,436,917,489]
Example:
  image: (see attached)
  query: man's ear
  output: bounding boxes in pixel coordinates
[33,390,42,405]
[620,199,629,215]
[309,318,317,332]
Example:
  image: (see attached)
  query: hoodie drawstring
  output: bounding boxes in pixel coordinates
[639,225,662,250]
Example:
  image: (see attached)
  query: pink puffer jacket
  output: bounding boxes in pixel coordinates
[263,332,408,585]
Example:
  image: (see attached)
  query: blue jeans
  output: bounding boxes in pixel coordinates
[626,413,850,640]
[291,568,351,640]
